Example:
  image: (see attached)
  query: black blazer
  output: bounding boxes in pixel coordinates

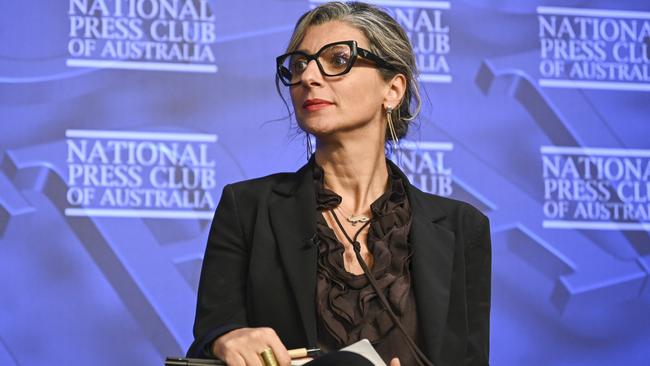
[188,159,491,366]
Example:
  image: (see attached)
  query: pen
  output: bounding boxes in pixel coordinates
[165,348,322,366]
[288,347,321,359]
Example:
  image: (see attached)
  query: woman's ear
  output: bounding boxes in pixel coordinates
[384,73,407,109]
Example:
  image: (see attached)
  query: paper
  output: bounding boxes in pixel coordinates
[341,339,387,366]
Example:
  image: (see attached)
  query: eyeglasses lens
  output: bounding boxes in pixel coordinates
[279,43,352,85]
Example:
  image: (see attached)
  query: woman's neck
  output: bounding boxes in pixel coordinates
[315,138,389,214]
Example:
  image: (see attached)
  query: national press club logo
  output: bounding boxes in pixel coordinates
[396,141,453,196]
[309,0,452,83]
[65,129,218,219]
[536,6,650,92]
[67,0,217,73]
[541,146,650,231]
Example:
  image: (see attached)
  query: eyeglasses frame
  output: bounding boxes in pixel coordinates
[276,40,395,86]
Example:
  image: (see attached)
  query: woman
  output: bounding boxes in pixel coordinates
[188,2,491,366]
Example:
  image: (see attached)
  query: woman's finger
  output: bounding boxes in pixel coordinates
[211,327,290,366]
[224,353,246,366]
[389,357,401,366]
[263,329,291,366]
[240,347,265,366]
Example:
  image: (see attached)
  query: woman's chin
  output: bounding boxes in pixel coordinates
[297,120,338,137]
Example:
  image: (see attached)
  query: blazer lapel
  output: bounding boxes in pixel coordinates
[268,161,319,347]
[395,162,456,361]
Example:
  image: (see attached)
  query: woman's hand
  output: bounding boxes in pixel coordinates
[211,327,291,366]
[390,357,401,366]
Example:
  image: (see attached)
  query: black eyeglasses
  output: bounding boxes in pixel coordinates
[276,40,394,86]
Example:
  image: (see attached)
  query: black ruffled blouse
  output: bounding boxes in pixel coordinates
[313,163,419,365]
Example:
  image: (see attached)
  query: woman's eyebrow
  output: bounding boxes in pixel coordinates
[294,46,315,54]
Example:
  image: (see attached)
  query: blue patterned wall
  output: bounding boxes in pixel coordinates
[1,1,648,365]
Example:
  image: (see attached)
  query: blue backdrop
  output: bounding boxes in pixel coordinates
[1,1,649,365]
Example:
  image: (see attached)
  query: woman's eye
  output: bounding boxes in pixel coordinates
[332,53,349,66]
[292,59,308,72]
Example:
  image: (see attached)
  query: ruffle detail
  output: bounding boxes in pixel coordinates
[314,162,415,348]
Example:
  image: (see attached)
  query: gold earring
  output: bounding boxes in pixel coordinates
[386,106,399,150]
[306,132,314,160]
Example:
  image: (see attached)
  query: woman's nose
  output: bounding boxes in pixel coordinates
[299,59,324,86]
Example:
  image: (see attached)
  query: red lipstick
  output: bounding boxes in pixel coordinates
[302,98,333,111]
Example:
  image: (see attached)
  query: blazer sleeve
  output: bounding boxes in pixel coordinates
[464,212,491,366]
[187,184,250,358]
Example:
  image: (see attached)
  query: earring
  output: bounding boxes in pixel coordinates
[386,106,399,151]
[306,132,314,160]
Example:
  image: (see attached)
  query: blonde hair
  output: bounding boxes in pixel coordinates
[280,1,421,140]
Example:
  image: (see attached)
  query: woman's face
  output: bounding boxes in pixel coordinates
[290,21,390,140]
